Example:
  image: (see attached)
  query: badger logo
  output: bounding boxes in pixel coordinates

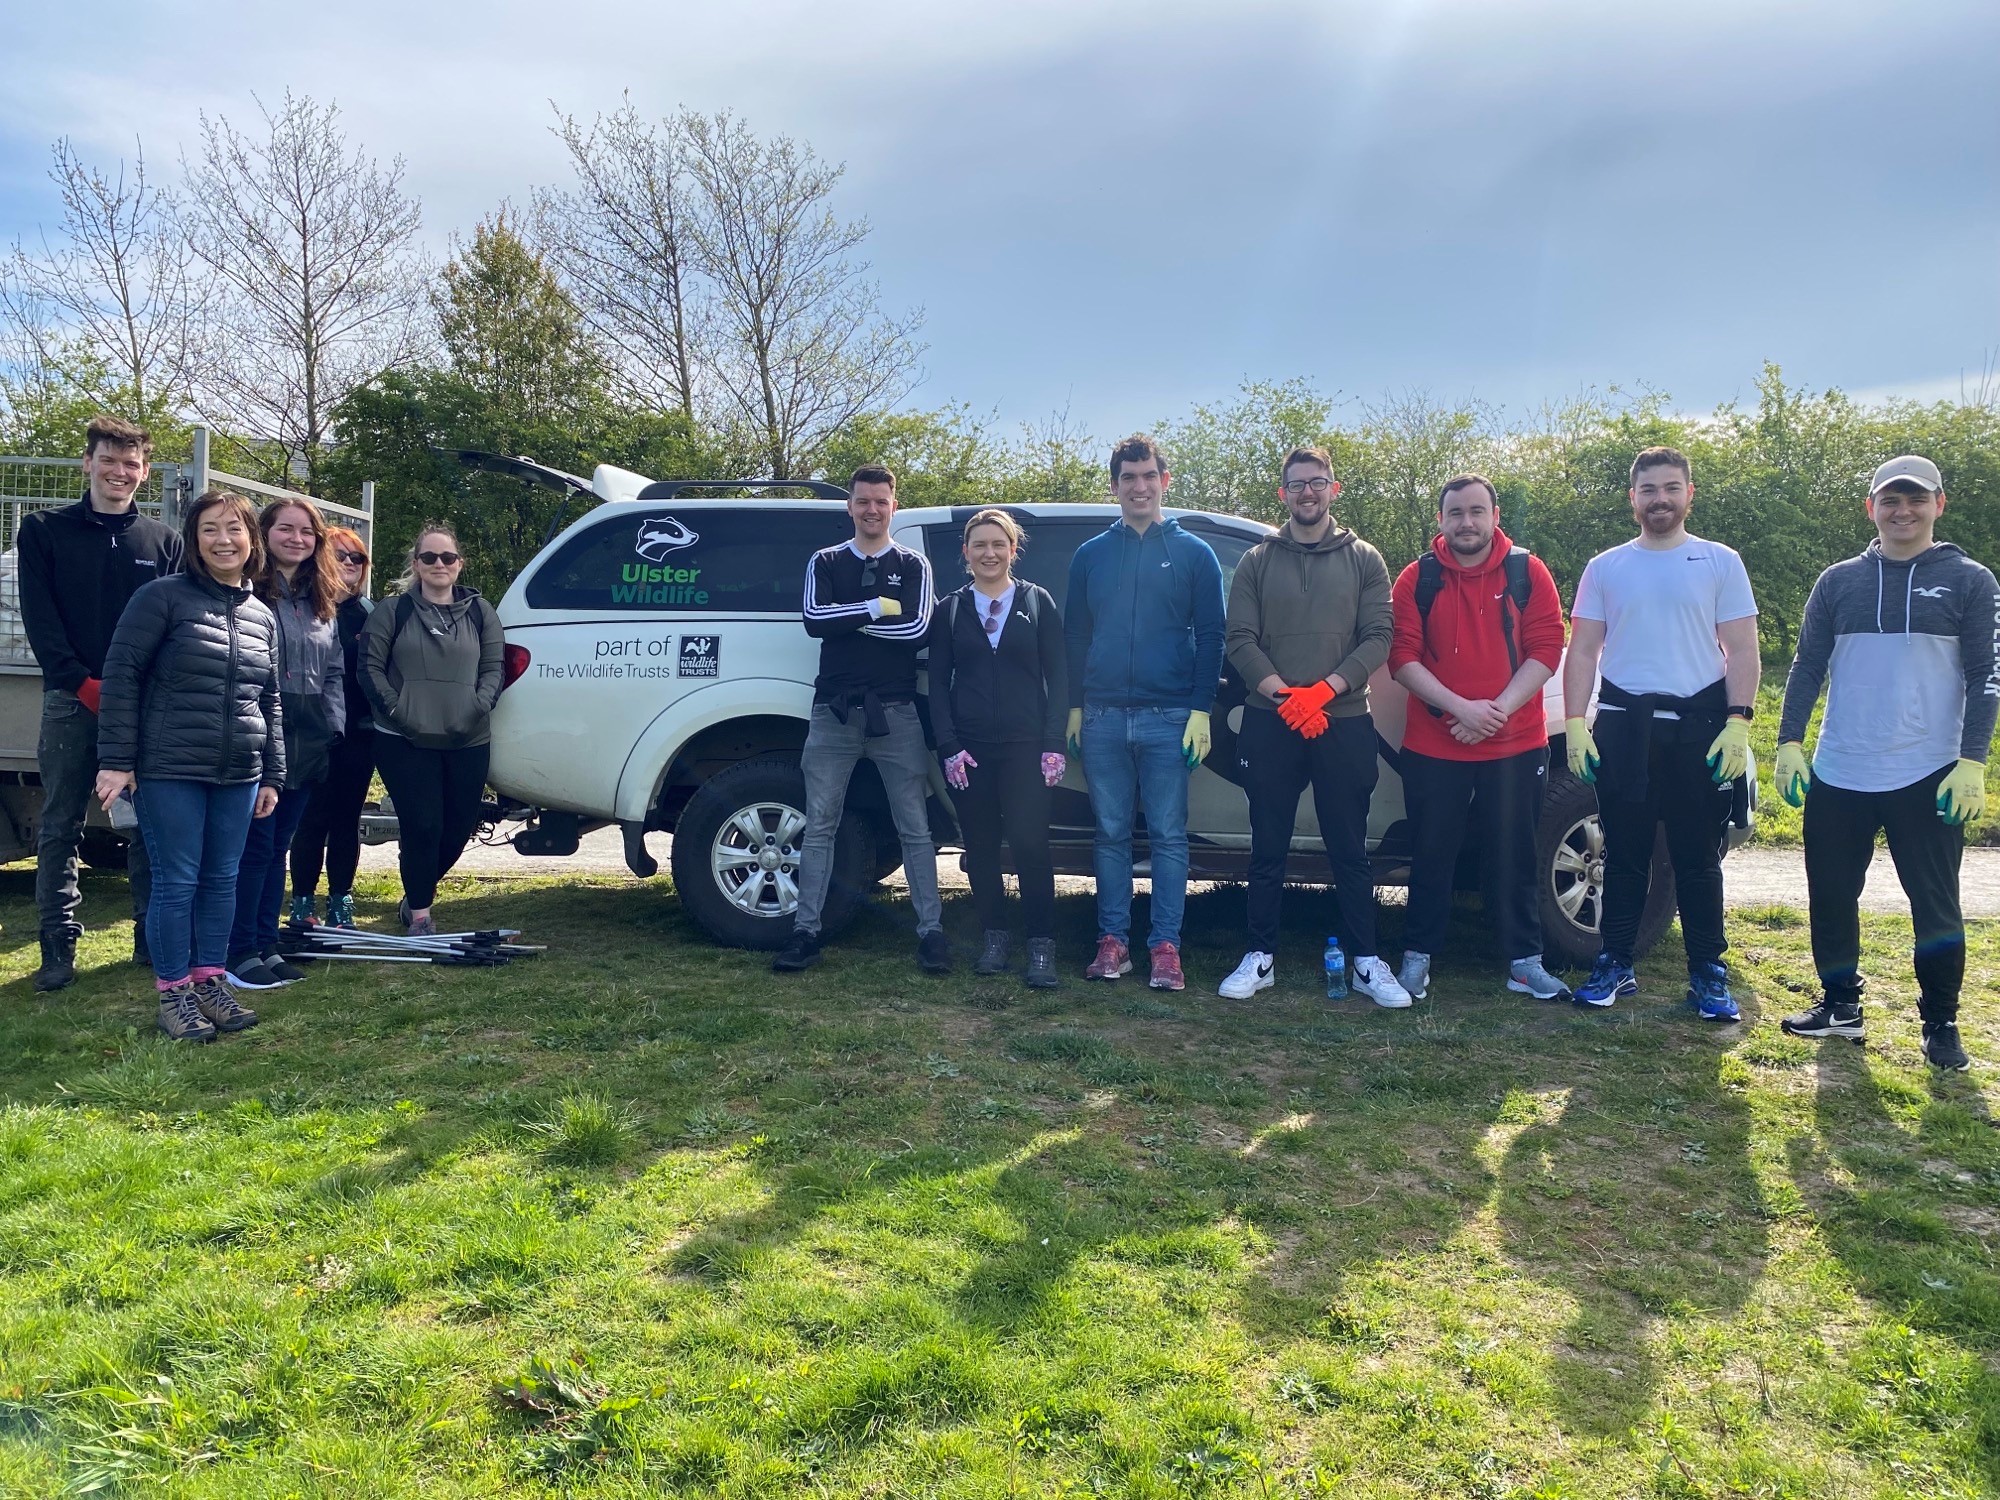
[635,516,699,561]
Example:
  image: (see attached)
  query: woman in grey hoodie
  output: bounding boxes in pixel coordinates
[361,524,505,936]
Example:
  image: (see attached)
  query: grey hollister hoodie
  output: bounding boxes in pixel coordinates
[360,586,506,749]
[1779,539,2000,793]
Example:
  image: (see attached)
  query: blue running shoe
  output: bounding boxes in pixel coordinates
[1687,960,1740,1023]
[1574,953,1636,1009]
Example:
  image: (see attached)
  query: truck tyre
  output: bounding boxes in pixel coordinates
[670,757,875,950]
[1535,769,1676,971]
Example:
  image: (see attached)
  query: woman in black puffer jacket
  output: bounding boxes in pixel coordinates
[97,490,285,1044]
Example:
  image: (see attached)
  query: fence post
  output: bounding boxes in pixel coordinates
[360,480,377,595]
[189,425,210,501]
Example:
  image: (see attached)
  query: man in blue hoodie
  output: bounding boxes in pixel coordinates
[1773,455,1997,1072]
[1064,434,1225,990]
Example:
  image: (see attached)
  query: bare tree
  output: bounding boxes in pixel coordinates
[681,111,924,479]
[0,138,201,418]
[182,92,425,488]
[533,100,705,421]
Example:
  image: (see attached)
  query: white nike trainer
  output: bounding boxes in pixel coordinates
[1219,951,1275,999]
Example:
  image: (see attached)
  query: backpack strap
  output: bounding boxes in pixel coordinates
[1416,545,1534,672]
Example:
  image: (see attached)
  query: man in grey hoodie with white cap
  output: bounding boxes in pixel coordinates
[1774,455,1998,1071]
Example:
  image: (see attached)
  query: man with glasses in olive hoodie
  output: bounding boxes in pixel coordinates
[1220,445,1410,1006]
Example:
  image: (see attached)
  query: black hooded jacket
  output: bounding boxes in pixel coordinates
[97,570,287,787]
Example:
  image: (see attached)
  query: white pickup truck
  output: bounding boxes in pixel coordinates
[473,459,1748,964]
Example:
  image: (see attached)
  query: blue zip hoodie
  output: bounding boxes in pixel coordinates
[1064,517,1226,712]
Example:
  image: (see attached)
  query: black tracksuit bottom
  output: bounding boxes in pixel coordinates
[1597,716,1734,968]
[290,727,376,901]
[1243,708,1379,958]
[1402,746,1547,961]
[956,741,1056,939]
[1804,764,1964,1022]
[374,734,490,910]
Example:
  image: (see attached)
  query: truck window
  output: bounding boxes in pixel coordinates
[923,520,1105,612]
[525,508,853,612]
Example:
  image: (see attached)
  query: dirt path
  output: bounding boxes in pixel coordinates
[370,830,2000,917]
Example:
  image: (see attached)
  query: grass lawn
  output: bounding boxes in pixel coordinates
[0,864,1996,1499]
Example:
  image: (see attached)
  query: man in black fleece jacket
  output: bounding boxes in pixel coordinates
[17,415,183,989]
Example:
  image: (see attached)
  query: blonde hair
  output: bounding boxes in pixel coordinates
[394,522,463,596]
[962,508,1024,548]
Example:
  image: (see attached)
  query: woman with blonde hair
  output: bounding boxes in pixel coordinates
[289,525,376,927]
[928,508,1068,987]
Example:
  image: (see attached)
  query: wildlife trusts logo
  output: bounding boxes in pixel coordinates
[678,635,720,677]
[635,516,699,561]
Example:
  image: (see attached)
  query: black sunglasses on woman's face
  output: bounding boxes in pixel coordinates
[336,550,368,566]
[417,550,460,566]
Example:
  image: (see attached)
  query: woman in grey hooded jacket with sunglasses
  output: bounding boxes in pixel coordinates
[361,523,504,936]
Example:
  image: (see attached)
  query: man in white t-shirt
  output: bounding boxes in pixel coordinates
[1560,446,1761,1018]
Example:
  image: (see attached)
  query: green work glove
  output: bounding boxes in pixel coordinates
[1937,759,1987,826]
[1706,717,1751,785]
[1066,707,1083,759]
[1182,709,1212,770]
[1564,717,1599,784]
[1774,741,1811,809]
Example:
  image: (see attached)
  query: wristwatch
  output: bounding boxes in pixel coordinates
[1728,704,1754,722]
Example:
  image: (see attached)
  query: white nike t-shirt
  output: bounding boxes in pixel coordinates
[1572,537,1758,705]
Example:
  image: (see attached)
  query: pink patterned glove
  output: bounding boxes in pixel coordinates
[944,749,977,790]
[1041,751,1066,787]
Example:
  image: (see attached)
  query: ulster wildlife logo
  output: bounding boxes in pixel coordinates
[678,635,720,678]
[635,516,699,561]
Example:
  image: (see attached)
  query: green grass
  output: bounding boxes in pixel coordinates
[1746,680,1999,847]
[2,864,1997,1498]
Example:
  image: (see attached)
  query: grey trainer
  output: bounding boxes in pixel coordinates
[1507,956,1573,1003]
[1396,952,1431,1002]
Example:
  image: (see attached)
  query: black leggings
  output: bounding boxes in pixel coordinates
[1805,765,1964,1022]
[373,735,490,910]
[291,728,376,900]
[955,741,1056,938]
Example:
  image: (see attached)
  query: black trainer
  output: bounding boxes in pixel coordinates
[1780,997,1865,1043]
[261,947,309,984]
[771,928,822,973]
[1922,1021,1971,1073]
[1024,937,1059,990]
[226,952,284,990]
[975,930,1011,976]
[918,929,952,974]
[34,931,78,993]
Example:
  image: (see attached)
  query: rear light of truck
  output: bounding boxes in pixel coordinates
[501,643,531,690]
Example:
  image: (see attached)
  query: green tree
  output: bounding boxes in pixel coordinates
[434,213,607,422]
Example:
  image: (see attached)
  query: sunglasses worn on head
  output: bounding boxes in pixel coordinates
[417,550,460,566]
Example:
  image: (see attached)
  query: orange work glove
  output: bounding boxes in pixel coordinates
[1275,680,1335,739]
[76,678,103,714]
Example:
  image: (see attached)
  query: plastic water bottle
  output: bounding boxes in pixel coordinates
[1323,936,1348,999]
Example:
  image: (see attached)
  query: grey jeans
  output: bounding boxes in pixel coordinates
[36,688,152,937]
[793,701,941,937]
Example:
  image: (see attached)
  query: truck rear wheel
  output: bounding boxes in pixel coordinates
[670,757,874,949]
[1536,769,1676,970]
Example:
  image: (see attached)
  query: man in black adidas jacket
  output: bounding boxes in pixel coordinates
[17,414,184,990]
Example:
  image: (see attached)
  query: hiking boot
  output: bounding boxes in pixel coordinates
[771,928,823,973]
[288,894,318,927]
[918,929,953,974]
[1024,937,1059,990]
[408,913,438,937]
[261,947,308,984]
[1687,960,1740,1023]
[1219,951,1275,999]
[1352,955,1413,1009]
[131,926,151,969]
[225,952,284,990]
[1922,1021,1971,1073]
[192,978,258,1033]
[157,984,217,1044]
[34,931,78,993]
[1397,952,1431,1001]
[325,893,357,928]
[975,930,1012,976]
[1574,953,1636,1009]
[1148,941,1185,991]
[1507,955,1573,1003]
[1085,935,1132,981]
[1780,996,1864,1043]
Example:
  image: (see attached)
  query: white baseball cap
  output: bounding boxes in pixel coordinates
[1869,455,1943,495]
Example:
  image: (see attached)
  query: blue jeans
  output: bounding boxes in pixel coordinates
[1081,705,1191,948]
[137,779,260,985]
[230,785,313,957]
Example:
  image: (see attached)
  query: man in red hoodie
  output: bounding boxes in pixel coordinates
[1389,474,1569,1001]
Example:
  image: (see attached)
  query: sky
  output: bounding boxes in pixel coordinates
[3,0,1996,439]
